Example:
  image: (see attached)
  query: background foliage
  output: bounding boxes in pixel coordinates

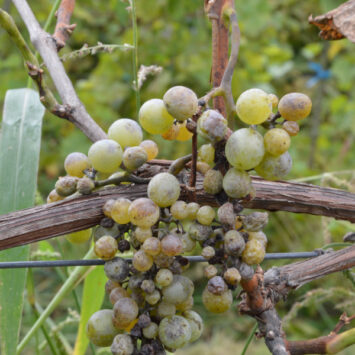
[0,0,354,354]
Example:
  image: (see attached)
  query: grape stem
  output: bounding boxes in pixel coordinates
[94,173,150,188]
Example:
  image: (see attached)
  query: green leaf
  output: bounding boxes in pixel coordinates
[73,266,106,355]
[0,88,45,355]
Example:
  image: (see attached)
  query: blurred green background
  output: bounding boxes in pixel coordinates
[1,0,354,354]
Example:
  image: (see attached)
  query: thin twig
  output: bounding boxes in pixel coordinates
[53,0,76,50]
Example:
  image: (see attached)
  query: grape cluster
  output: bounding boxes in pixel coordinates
[47,85,311,354]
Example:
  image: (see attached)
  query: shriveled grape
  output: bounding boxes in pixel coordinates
[278,92,312,121]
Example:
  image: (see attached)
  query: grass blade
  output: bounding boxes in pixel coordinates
[73,265,106,355]
[0,88,45,355]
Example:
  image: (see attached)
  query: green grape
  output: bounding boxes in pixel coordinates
[134,226,153,243]
[202,287,232,313]
[222,168,252,198]
[248,231,268,248]
[198,143,215,165]
[128,198,160,228]
[132,250,153,272]
[197,110,228,142]
[264,128,290,156]
[176,121,193,141]
[88,139,123,174]
[196,205,215,226]
[241,212,268,232]
[181,232,196,253]
[108,118,143,149]
[241,239,265,265]
[112,297,139,329]
[139,99,174,134]
[46,189,63,203]
[225,128,265,170]
[223,267,241,286]
[55,176,78,197]
[204,265,218,279]
[139,140,159,160]
[163,86,198,121]
[110,286,129,305]
[278,92,312,121]
[162,123,180,140]
[175,296,194,312]
[66,228,92,244]
[111,198,131,224]
[283,120,300,136]
[183,311,203,343]
[104,257,130,283]
[86,309,120,347]
[203,169,223,195]
[111,334,134,355]
[94,235,118,260]
[201,246,215,260]
[142,237,161,256]
[155,268,173,287]
[268,93,279,109]
[143,322,159,339]
[255,152,292,180]
[158,316,191,349]
[186,202,200,220]
[145,289,161,305]
[224,230,245,256]
[147,172,180,207]
[161,233,183,256]
[188,222,212,242]
[64,152,91,178]
[157,301,176,318]
[162,275,194,304]
[170,200,188,220]
[77,177,95,195]
[236,88,272,125]
[123,146,147,172]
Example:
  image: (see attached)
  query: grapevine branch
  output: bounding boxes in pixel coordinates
[53,0,76,50]
[11,0,106,142]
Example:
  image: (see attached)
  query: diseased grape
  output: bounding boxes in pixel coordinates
[66,228,92,244]
[141,279,156,294]
[202,287,233,313]
[104,257,130,283]
[155,268,173,287]
[170,200,188,220]
[201,246,215,260]
[203,169,223,195]
[186,202,200,220]
[198,143,215,165]
[134,226,153,243]
[223,267,241,286]
[88,139,123,174]
[158,315,191,349]
[278,92,312,121]
[147,172,180,207]
[111,198,131,224]
[55,176,78,197]
[188,222,213,242]
[94,224,119,242]
[162,123,179,140]
[241,212,268,232]
[64,152,91,178]
[157,301,176,318]
[143,322,159,339]
[161,233,183,257]
[225,128,265,170]
[47,189,63,203]
[255,152,292,180]
[248,231,268,248]
[217,202,235,227]
[283,120,300,136]
[224,230,245,256]
[77,177,95,195]
[86,309,119,347]
[204,265,218,279]
[94,235,118,260]
[183,311,203,343]
[139,140,159,160]
[110,286,129,305]
[223,168,252,198]
[175,295,194,312]
[236,88,272,125]
[176,121,193,141]
[122,146,147,172]
[145,289,161,305]
[197,110,228,142]
[142,237,161,256]
[196,205,215,226]
[139,99,174,134]
[105,280,120,295]
[180,232,196,253]
[163,86,198,121]
[112,297,139,329]
[268,93,279,109]
[108,118,143,149]
[264,128,290,156]
[132,250,153,272]
[162,275,194,304]
[207,276,228,295]
[128,198,160,228]
[111,334,134,355]
[241,239,265,265]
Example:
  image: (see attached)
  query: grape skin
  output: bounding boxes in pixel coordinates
[158,315,192,349]
[147,172,180,207]
[132,250,153,272]
[264,128,290,156]
[108,118,143,149]
[139,99,174,134]
[255,151,292,180]
[236,88,272,125]
[64,152,91,178]
[161,233,183,256]
[222,168,252,198]
[88,139,123,174]
[225,128,265,170]
[197,110,228,142]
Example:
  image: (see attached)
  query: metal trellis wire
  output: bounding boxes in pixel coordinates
[0,251,322,269]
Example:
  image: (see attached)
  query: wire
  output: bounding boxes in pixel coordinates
[0,251,322,269]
